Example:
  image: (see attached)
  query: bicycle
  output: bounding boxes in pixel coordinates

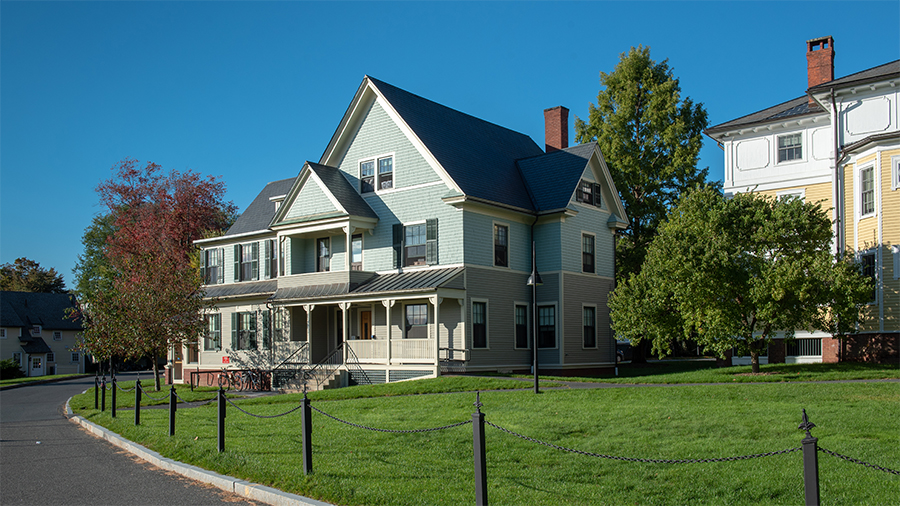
[216,370,242,391]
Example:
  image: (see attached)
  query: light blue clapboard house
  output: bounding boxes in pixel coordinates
[184,77,627,388]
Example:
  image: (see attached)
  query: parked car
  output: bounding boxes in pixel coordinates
[616,340,633,363]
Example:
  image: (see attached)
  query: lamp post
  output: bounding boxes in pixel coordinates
[527,240,543,394]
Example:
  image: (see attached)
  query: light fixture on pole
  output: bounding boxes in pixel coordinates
[527,240,543,394]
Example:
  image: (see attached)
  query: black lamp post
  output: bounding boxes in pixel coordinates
[527,240,543,394]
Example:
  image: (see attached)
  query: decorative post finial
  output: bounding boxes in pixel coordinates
[798,408,816,439]
[474,391,483,413]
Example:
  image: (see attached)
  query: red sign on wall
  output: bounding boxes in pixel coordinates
[222,356,230,364]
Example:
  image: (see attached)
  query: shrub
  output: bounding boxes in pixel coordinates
[0,358,25,380]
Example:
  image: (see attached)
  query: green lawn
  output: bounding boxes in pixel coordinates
[70,373,899,505]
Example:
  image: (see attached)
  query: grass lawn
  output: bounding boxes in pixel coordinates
[0,373,87,387]
[70,374,899,505]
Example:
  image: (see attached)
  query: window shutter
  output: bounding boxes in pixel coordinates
[393,224,403,269]
[261,312,270,350]
[233,245,241,282]
[264,240,272,279]
[426,218,438,265]
[217,248,225,284]
[593,183,602,207]
[199,249,207,283]
[251,242,259,280]
[249,312,257,348]
[231,313,238,349]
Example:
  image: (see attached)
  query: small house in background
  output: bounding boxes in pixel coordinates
[180,76,627,389]
[1,291,85,376]
[705,37,899,364]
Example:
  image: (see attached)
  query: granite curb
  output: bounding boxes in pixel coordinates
[65,397,331,506]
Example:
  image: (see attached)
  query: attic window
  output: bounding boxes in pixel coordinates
[360,155,394,193]
[576,180,602,207]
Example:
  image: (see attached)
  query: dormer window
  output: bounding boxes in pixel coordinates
[576,179,602,207]
[360,155,394,193]
[777,133,802,163]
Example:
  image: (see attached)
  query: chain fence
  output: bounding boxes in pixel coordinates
[310,404,473,433]
[224,396,305,419]
[137,384,171,402]
[819,446,900,475]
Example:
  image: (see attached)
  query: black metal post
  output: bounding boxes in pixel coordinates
[134,380,141,426]
[111,377,117,418]
[100,376,106,412]
[473,392,488,506]
[301,392,313,474]
[94,375,99,409]
[527,240,542,395]
[217,387,225,452]
[799,409,820,506]
[168,386,176,436]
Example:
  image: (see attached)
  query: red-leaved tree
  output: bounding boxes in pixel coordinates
[76,159,235,389]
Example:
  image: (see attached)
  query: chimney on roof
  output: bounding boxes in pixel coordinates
[807,36,834,104]
[544,106,569,153]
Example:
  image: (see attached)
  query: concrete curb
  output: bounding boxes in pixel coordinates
[65,398,331,506]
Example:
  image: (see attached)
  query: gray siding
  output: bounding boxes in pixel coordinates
[561,204,615,278]
[465,266,537,368]
[462,212,532,271]
[284,178,337,220]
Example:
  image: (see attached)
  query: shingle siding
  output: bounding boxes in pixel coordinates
[284,178,337,220]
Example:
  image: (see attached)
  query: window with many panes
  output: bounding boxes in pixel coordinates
[47,352,55,362]
[538,306,556,348]
[582,234,595,273]
[777,133,802,162]
[472,301,487,348]
[861,252,876,303]
[53,331,62,341]
[583,307,596,348]
[264,239,278,279]
[70,352,79,363]
[202,248,224,284]
[234,243,259,282]
[494,224,508,267]
[394,220,437,268]
[515,304,529,349]
[360,155,393,193]
[576,179,602,207]
[860,167,875,216]
[317,238,330,272]
[404,304,428,339]
[204,314,221,351]
[405,224,427,266]
[231,312,257,350]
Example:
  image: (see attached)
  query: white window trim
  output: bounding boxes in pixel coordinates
[53,331,62,341]
[581,231,597,274]
[582,304,598,350]
[359,152,396,194]
[891,156,900,191]
[857,164,877,219]
[775,132,805,165]
[537,302,560,350]
[0,328,6,339]
[859,249,878,305]
[492,221,511,269]
[47,352,55,363]
[351,233,364,271]
[893,245,900,281]
[776,189,806,201]
[470,298,490,350]
[70,352,80,364]
[513,302,530,350]
[402,301,431,340]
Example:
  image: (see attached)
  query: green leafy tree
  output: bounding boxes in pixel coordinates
[575,45,715,279]
[609,187,872,373]
[0,257,67,293]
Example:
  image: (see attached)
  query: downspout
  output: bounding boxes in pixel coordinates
[530,215,539,380]
[830,88,846,363]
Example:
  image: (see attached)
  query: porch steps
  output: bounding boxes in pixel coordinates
[277,369,348,393]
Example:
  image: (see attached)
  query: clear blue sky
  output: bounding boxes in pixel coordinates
[2,1,898,288]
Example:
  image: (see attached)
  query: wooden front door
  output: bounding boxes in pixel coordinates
[360,311,372,340]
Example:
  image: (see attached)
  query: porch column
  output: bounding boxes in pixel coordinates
[342,226,355,272]
[458,298,466,362]
[430,296,441,370]
[382,299,394,363]
[339,302,350,363]
[303,304,315,359]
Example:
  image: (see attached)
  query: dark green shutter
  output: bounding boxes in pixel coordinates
[199,249,207,284]
[593,183,602,207]
[426,218,438,265]
[261,312,270,350]
[251,242,259,281]
[264,240,272,279]
[249,312,257,348]
[233,245,241,282]
[231,313,238,349]
[217,248,225,284]
[393,224,403,269]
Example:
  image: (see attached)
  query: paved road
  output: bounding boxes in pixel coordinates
[0,373,262,505]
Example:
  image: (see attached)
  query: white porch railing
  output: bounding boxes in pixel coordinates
[346,340,388,362]
[347,338,435,364]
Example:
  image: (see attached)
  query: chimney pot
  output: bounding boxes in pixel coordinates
[544,106,569,153]
[807,36,834,105]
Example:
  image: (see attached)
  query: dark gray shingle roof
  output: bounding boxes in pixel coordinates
[306,163,379,220]
[367,77,545,211]
[202,280,277,300]
[706,96,823,135]
[517,143,596,211]
[0,291,82,330]
[808,60,899,93]
[225,178,296,236]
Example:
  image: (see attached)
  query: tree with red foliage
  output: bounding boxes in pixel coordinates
[75,159,235,389]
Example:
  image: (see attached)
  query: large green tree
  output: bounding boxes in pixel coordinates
[609,187,872,373]
[575,46,715,280]
[1,257,67,293]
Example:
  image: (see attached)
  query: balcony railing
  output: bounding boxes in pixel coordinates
[346,338,435,364]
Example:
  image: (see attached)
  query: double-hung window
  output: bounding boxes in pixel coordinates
[472,301,487,349]
[264,239,278,279]
[860,167,875,216]
[494,224,508,267]
[233,243,259,282]
[404,304,428,339]
[393,220,438,268]
[538,306,556,348]
[47,352,55,363]
[12,352,21,366]
[204,314,221,351]
[360,155,394,193]
[582,234,595,273]
[70,352,79,364]
[351,234,363,271]
[583,307,596,348]
[777,133,802,163]
[576,179,602,207]
[231,312,257,350]
[53,331,62,341]
[317,238,330,272]
[514,305,529,349]
[861,252,876,303]
[202,248,225,285]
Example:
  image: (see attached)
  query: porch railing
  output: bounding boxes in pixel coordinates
[347,338,436,363]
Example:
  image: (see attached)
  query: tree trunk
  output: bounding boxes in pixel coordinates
[152,353,161,391]
[631,339,651,364]
[750,350,760,374]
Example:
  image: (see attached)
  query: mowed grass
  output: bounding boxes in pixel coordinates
[70,375,899,506]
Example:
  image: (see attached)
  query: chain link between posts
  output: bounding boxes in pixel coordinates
[225,396,305,419]
[310,404,473,433]
[818,446,900,475]
[137,383,171,401]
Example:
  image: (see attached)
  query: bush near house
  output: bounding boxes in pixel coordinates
[0,359,25,380]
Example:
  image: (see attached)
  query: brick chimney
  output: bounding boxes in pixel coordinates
[807,36,834,104]
[544,106,569,153]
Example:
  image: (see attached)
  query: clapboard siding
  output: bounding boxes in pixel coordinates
[562,273,615,364]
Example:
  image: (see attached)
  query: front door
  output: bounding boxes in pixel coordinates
[361,311,372,340]
[30,356,44,377]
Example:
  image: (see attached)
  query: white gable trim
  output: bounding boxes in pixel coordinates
[588,145,628,224]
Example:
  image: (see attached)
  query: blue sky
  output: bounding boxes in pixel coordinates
[2,1,898,288]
